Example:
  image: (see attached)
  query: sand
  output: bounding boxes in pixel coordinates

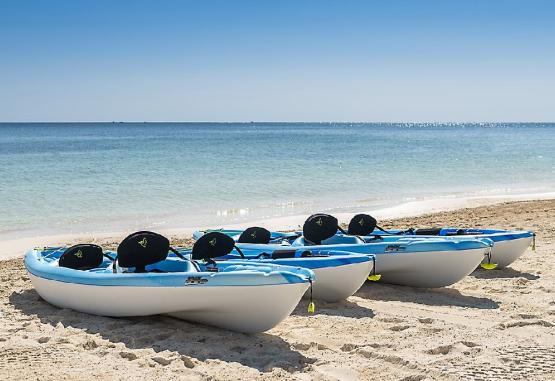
[1,199,554,380]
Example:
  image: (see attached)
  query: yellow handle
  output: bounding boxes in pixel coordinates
[481,263,498,270]
[307,302,315,314]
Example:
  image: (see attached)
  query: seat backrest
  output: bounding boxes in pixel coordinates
[237,227,271,244]
[303,213,340,244]
[117,231,171,272]
[348,214,377,236]
[192,232,236,261]
[59,244,104,270]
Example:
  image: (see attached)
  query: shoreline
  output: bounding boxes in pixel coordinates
[1,191,554,260]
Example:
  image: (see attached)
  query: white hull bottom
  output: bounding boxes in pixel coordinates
[29,274,308,333]
[307,261,373,302]
[375,248,487,288]
[484,237,533,269]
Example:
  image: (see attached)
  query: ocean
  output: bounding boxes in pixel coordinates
[1,122,554,238]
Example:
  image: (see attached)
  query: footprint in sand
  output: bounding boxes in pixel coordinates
[356,349,411,367]
[390,325,411,332]
[460,341,479,348]
[181,355,195,368]
[444,344,555,380]
[417,318,434,324]
[377,316,405,323]
[511,313,539,319]
[79,339,99,350]
[341,342,391,352]
[119,351,138,361]
[292,342,328,351]
[425,344,453,355]
[151,356,173,366]
[340,343,361,352]
[400,375,427,381]
[497,319,554,329]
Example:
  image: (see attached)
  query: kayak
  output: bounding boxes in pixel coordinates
[185,238,375,302]
[201,213,534,269]
[194,216,493,288]
[25,231,313,333]
[365,228,534,269]
[213,239,491,288]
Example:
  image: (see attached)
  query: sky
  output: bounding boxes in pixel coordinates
[1,0,554,122]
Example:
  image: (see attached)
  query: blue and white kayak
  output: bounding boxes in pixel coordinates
[25,231,314,333]
[190,247,375,302]
[364,228,534,269]
[202,215,534,269]
[194,228,493,288]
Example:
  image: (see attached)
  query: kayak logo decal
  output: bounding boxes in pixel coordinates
[74,250,83,258]
[138,238,148,248]
[209,238,217,247]
[385,244,406,252]
[315,217,323,226]
[186,276,208,285]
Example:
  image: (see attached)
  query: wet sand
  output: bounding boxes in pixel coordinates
[1,199,554,380]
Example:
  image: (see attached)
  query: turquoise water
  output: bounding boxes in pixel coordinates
[1,123,554,238]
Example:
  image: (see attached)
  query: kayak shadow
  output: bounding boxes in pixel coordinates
[470,267,540,280]
[9,289,315,372]
[292,299,375,319]
[355,283,500,309]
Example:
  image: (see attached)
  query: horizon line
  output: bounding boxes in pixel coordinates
[1,120,555,124]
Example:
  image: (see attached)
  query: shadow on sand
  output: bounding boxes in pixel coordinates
[292,298,375,319]
[470,267,540,281]
[9,289,314,372]
[355,282,500,309]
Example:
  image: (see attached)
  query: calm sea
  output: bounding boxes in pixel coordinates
[1,123,554,238]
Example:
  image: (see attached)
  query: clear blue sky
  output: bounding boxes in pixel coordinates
[1,0,554,122]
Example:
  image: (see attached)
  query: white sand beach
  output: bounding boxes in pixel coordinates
[1,199,554,380]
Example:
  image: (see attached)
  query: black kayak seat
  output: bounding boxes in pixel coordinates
[303,213,341,245]
[348,214,377,236]
[117,231,171,273]
[192,232,236,261]
[237,227,271,244]
[59,244,104,271]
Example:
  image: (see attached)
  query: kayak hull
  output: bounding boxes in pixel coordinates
[310,244,488,288]
[219,253,374,302]
[371,247,486,287]
[25,249,312,333]
[306,260,373,302]
[487,236,533,269]
[29,273,308,333]
[369,229,534,269]
[221,239,491,288]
